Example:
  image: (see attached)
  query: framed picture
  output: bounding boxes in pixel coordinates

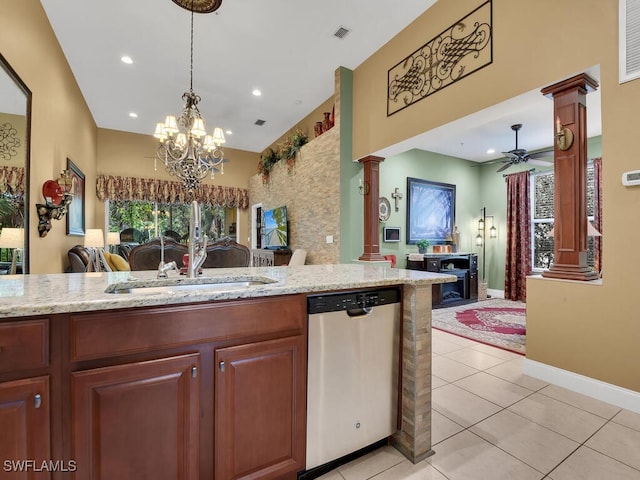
[383,227,401,242]
[66,158,85,236]
[406,177,455,244]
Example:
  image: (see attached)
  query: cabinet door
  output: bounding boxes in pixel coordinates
[469,272,478,300]
[215,336,306,480]
[72,354,200,480]
[0,376,50,480]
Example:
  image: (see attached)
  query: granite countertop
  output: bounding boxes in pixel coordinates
[0,264,456,318]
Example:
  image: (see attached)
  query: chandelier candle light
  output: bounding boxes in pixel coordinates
[153,0,227,192]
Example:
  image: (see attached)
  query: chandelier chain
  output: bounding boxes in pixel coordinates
[152,0,227,192]
[189,1,194,92]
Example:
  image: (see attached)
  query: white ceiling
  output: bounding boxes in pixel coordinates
[37,0,602,162]
[38,0,438,154]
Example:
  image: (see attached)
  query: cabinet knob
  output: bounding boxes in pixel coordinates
[34,394,42,409]
[191,366,197,378]
[219,361,225,372]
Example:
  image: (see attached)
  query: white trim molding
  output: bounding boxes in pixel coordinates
[523,359,640,414]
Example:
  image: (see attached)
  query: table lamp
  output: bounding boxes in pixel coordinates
[84,228,105,271]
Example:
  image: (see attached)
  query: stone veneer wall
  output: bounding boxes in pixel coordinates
[248,127,341,264]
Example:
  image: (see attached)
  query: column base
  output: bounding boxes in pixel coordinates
[542,264,600,281]
[358,252,387,262]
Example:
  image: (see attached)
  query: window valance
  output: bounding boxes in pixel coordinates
[0,166,25,196]
[96,174,249,209]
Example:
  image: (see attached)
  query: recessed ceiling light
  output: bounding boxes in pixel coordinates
[121,55,133,64]
[252,89,262,97]
[486,148,495,154]
[225,130,232,135]
[128,112,138,118]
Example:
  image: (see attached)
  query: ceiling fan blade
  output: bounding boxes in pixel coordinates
[528,158,553,166]
[528,149,554,160]
[496,162,513,173]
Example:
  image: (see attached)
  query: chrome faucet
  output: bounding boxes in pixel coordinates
[187,200,207,278]
[157,235,178,278]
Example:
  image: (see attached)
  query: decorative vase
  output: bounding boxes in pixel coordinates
[322,112,332,132]
[418,247,427,254]
[314,121,323,137]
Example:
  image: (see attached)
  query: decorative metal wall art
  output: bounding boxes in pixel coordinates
[0,122,21,160]
[387,0,492,116]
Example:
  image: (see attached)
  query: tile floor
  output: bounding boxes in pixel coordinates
[318,329,640,480]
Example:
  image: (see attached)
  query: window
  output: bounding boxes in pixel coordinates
[530,164,596,270]
[107,200,233,244]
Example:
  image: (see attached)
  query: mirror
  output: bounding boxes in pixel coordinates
[0,53,30,274]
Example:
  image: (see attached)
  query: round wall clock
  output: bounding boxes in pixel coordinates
[379,197,391,221]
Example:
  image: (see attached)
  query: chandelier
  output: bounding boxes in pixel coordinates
[153,0,226,192]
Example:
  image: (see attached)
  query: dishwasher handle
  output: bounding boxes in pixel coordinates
[346,306,372,317]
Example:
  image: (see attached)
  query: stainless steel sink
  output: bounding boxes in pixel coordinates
[105,276,277,295]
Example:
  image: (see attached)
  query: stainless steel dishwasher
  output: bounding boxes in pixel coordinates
[306,287,401,470]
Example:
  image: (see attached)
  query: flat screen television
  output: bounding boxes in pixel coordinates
[262,205,288,249]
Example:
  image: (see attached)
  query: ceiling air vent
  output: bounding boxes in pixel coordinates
[334,26,351,39]
[620,0,640,83]
[254,119,266,126]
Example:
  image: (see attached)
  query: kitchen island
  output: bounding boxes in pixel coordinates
[0,264,454,479]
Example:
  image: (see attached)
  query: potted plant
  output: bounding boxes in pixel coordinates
[416,239,430,254]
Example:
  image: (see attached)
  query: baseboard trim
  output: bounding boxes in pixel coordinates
[523,359,640,414]
[487,288,504,298]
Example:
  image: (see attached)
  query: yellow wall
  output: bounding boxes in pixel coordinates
[0,0,98,273]
[96,128,259,246]
[353,0,639,392]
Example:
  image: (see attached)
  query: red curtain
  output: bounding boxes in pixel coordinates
[504,171,532,301]
[593,157,602,273]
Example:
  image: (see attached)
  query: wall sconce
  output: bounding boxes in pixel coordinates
[0,227,24,274]
[555,116,574,151]
[36,170,73,237]
[358,178,370,195]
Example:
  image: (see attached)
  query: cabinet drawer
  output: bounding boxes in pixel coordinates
[0,319,49,374]
[426,259,441,272]
[70,295,305,362]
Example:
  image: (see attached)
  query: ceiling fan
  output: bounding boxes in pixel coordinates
[484,124,554,173]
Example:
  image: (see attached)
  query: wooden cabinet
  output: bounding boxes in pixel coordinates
[252,249,292,267]
[66,294,306,479]
[72,354,200,480]
[0,376,51,478]
[215,335,306,480]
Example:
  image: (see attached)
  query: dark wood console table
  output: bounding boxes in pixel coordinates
[252,249,292,267]
[406,253,478,308]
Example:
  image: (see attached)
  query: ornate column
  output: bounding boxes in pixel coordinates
[358,155,386,261]
[541,73,599,281]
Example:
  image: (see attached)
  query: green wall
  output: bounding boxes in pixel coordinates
[476,135,603,291]
[377,149,481,267]
[336,136,604,291]
[338,67,364,263]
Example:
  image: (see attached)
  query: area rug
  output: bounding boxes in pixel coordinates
[432,299,526,354]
